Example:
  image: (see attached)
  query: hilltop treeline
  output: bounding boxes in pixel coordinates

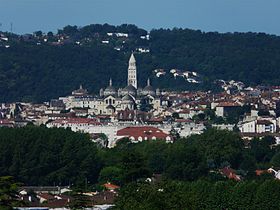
[0,24,280,102]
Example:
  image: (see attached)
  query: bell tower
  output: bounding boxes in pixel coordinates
[127,53,137,89]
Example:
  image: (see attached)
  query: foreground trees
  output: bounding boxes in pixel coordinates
[0,126,101,187]
[0,127,278,187]
[1,127,280,208]
[114,180,280,210]
[0,176,20,210]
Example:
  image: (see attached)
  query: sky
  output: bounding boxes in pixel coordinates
[0,0,279,35]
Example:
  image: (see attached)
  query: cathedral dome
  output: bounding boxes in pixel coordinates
[143,85,154,92]
[104,79,117,96]
[121,94,135,110]
[122,84,137,96]
[142,78,155,96]
[122,94,134,102]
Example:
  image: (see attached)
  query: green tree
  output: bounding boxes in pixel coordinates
[0,176,20,210]
[120,152,151,183]
[98,166,123,185]
[254,180,280,209]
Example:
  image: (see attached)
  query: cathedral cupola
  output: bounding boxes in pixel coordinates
[142,78,155,96]
[104,78,117,97]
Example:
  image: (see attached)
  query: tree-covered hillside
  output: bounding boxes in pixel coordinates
[1,23,280,102]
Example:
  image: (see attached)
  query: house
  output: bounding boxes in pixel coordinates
[177,109,191,119]
[240,117,277,134]
[37,193,55,203]
[19,186,71,195]
[0,119,14,127]
[215,102,241,117]
[255,169,269,176]
[46,117,101,132]
[256,119,276,133]
[220,167,242,181]
[117,126,173,143]
[103,182,120,191]
[91,191,117,206]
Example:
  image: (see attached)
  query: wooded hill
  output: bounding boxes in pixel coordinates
[1,24,280,102]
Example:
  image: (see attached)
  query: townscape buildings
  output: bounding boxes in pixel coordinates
[2,53,280,148]
[2,52,280,210]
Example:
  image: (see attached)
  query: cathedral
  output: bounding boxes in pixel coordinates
[98,53,161,113]
[61,53,162,115]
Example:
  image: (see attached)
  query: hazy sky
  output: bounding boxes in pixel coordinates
[0,0,279,35]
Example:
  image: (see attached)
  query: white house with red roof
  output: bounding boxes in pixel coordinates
[117,126,173,143]
[46,117,102,132]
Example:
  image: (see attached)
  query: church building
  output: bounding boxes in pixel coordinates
[60,53,162,116]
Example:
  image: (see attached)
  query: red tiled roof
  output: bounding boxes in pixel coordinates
[220,167,241,181]
[37,193,55,200]
[103,183,120,190]
[0,119,13,124]
[51,118,101,125]
[117,126,172,141]
[217,102,240,107]
[148,117,163,122]
[256,120,273,125]
[178,109,190,114]
[255,170,268,176]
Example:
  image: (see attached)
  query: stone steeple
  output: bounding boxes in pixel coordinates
[147,78,150,86]
[127,53,137,89]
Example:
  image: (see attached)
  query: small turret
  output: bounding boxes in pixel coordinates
[100,88,104,97]
[156,88,161,96]
[142,78,155,96]
[104,78,117,97]
[72,84,88,96]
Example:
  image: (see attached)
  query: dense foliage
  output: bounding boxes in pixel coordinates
[0,126,101,186]
[1,24,280,102]
[0,176,20,210]
[1,127,279,187]
[114,180,280,210]
[1,126,280,207]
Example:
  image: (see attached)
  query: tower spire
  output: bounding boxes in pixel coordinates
[147,78,150,86]
[127,53,137,89]
[109,78,112,86]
